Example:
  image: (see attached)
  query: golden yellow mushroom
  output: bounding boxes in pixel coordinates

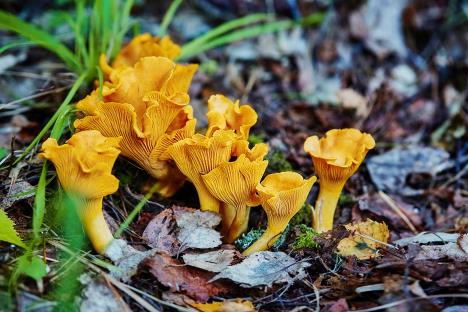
[203,152,268,243]
[39,130,120,253]
[75,56,198,197]
[304,129,375,233]
[206,94,257,139]
[167,130,237,212]
[110,34,181,70]
[243,172,316,256]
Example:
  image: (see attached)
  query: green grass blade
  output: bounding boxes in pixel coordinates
[13,73,88,165]
[32,163,48,241]
[0,40,33,54]
[179,12,324,60]
[180,13,272,57]
[158,0,184,37]
[0,11,81,71]
[114,184,158,238]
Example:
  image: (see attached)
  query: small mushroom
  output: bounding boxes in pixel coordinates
[304,128,375,232]
[167,130,237,212]
[243,172,316,256]
[75,56,198,197]
[206,94,257,139]
[39,130,120,253]
[203,145,268,243]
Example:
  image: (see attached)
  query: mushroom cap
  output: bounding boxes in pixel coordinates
[203,155,268,208]
[256,172,316,227]
[39,130,121,199]
[78,57,197,128]
[304,129,375,185]
[111,34,181,69]
[206,94,257,139]
[168,130,237,181]
[232,140,269,161]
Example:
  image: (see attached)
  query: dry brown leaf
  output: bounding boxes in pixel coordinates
[190,299,256,312]
[337,219,389,260]
[144,252,229,302]
[142,208,180,256]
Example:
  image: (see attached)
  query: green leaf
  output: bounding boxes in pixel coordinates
[17,255,47,281]
[0,147,8,160]
[0,209,26,248]
[0,11,80,71]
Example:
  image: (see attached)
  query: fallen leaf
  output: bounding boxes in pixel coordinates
[367,146,453,195]
[191,299,256,312]
[145,252,229,302]
[142,208,180,256]
[322,298,349,312]
[175,209,222,250]
[104,239,154,282]
[80,275,131,312]
[394,232,459,247]
[211,251,310,287]
[183,249,236,273]
[0,180,35,210]
[414,234,468,262]
[337,219,390,260]
[336,88,369,118]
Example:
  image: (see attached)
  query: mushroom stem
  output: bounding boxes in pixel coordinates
[223,205,250,243]
[78,198,114,253]
[195,182,220,213]
[312,183,345,233]
[242,228,282,256]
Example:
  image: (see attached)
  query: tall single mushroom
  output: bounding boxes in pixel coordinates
[167,130,237,212]
[206,94,257,139]
[304,129,375,232]
[202,143,269,243]
[39,130,121,253]
[75,56,198,197]
[243,172,316,256]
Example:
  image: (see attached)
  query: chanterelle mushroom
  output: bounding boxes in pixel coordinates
[167,130,238,212]
[39,130,120,253]
[206,94,257,139]
[105,34,181,72]
[202,143,269,243]
[75,56,198,197]
[304,128,375,233]
[243,172,316,256]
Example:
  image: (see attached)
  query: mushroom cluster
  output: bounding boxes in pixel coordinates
[40,34,376,254]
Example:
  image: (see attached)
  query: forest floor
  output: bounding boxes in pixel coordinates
[0,1,467,311]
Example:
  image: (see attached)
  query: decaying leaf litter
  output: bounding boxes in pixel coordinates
[0,1,467,311]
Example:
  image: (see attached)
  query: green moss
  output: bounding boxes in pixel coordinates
[267,150,293,172]
[290,203,312,226]
[235,225,290,252]
[338,193,354,206]
[292,225,319,250]
[248,133,265,146]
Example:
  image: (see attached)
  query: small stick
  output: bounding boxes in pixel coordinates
[378,191,418,234]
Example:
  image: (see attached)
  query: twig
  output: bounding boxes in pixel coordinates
[0,85,71,110]
[378,191,418,234]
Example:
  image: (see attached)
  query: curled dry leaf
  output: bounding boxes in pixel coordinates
[211,251,310,287]
[142,208,180,256]
[337,219,390,260]
[144,252,229,302]
[190,299,256,312]
[182,249,237,273]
